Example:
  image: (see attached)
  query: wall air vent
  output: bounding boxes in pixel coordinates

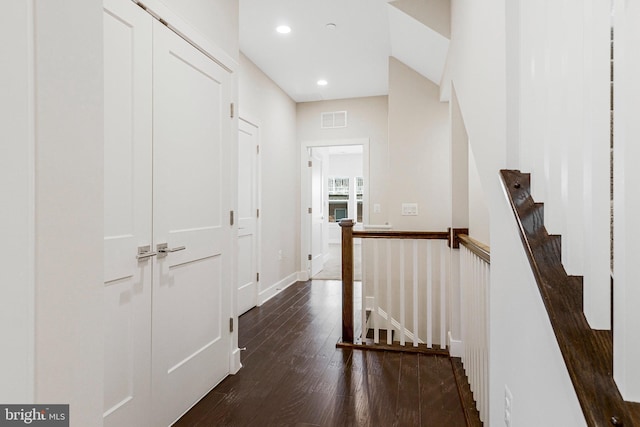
[321,111,347,129]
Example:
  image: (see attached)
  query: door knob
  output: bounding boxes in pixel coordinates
[137,245,157,260]
[157,243,186,258]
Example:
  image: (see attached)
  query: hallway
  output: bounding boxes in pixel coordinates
[175,280,476,426]
[312,244,362,281]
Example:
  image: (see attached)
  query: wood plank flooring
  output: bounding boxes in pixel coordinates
[174,280,474,426]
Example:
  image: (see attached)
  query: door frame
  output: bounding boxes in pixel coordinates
[300,138,370,280]
[237,115,262,315]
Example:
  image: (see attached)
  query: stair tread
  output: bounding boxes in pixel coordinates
[500,169,638,427]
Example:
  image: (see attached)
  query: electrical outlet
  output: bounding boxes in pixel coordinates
[504,385,513,427]
[278,250,283,261]
[401,203,418,216]
[374,203,381,213]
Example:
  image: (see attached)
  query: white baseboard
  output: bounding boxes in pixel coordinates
[448,331,463,357]
[297,270,310,282]
[230,347,243,374]
[258,272,299,305]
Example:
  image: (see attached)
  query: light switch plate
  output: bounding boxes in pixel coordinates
[401,203,418,216]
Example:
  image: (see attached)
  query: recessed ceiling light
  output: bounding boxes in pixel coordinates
[276,25,291,34]
[317,79,328,86]
[326,23,337,30]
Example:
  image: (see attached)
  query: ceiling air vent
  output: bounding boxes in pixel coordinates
[321,111,347,129]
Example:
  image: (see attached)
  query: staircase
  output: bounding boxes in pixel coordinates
[337,219,488,425]
[500,169,640,426]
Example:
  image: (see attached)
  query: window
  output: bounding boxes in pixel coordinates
[327,176,364,223]
[328,177,349,222]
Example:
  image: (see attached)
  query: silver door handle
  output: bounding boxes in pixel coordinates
[157,243,186,257]
[137,245,157,260]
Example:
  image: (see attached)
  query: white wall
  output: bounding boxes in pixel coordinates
[0,0,35,404]
[449,0,612,421]
[450,86,468,230]
[328,153,364,177]
[158,0,238,60]
[33,1,105,425]
[390,0,451,38]
[491,188,585,426]
[468,148,489,245]
[513,0,609,291]
[297,96,389,226]
[448,0,507,205]
[447,2,506,366]
[239,53,299,303]
[388,57,451,231]
[507,0,610,328]
[451,78,489,245]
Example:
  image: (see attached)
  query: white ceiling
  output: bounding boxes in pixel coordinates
[239,0,449,103]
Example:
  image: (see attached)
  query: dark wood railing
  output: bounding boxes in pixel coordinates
[458,234,490,264]
[500,169,640,426]
[338,219,449,345]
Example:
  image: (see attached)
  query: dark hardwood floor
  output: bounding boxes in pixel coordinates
[174,280,475,427]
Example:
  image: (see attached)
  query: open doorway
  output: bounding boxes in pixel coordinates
[300,139,369,281]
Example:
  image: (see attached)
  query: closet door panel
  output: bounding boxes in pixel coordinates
[103,1,153,426]
[152,19,233,426]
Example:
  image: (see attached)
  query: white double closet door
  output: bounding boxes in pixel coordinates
[103,1,232,426]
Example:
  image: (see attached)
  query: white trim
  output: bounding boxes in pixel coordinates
[448,331,463,358]
[1,0,37,402]
[258,272,298,305]
[26,0,36,400]
[375,307,422,344]
[297,271,310,282]
[229,347,242,374]
[300,138,371,277]
[131,0,238,72]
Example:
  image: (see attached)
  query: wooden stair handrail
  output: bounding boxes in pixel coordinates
[500,169,640,426]
[458,234,490,264]
[352,230,450,240]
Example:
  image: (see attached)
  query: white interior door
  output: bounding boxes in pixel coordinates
[152,20,232,426]
[237,119,259,315]
[103,1,152,426]
[310,151,324,277]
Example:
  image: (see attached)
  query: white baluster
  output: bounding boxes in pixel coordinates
[386,239,392,345]
[440,240,447,348]
[400,240,406,346]
[361,241,367,344]
[426,240,433,348]
[373,240,379,344]
[413,239,419,347]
